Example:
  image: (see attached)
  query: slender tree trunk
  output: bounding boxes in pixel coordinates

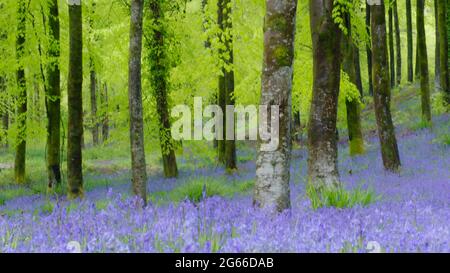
[128,0,147,205]
[217,0,226,164]
[388,6,395,87]
[307,0,341,190]
[14,0,27,184]
[342,13,364,156]
[254,0,297,212]
[89,64,99,146]
[415,36,420,79]
[0,76,8,148]
[435,0,441,89]
[393,0,401,85]
[101,83,109,143]
[147,0,178,178]
[292,110,301,143]
[417,0,431,123]
[46,0,61,188]
[67,0,84,198]
[223,0,236,171]
[354,47,363,98]
[406,0,414,82]
[366,3,373,96]
[371,2,401,172]
[438,0,450,105]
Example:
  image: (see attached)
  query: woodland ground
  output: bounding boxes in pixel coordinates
[0,84,449,252]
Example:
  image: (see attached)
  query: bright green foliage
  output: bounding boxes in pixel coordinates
[306,183,380,210]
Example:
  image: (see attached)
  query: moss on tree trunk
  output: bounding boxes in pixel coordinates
[417,0,431,123]
[371,2,401,172]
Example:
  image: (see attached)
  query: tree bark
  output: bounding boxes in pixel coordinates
[14,0,27,184]
[147,0,178,178]
[388,5,395,87]
[46,0,61,188]
[415,35,420,79]
[307,0,341,190]
[371,2,401,172]
[67,0,84,198]
[435,0,441,89]
[393,0,401,85]
[254,0,297,212]
[366,3,373,96]
[101,83,109,143]
[438,0,450,105]
[223,0,236,171]
[89,65,99,146]
[417,0,431,123]
[406,0,414,82]
[0,76,8,148]
[128,0,147,205]
[342,12,364,156]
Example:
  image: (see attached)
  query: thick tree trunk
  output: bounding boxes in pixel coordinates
[366,3,373,96]
[46,0,61,188]
[67,0,84,198]
[14,0,27,184]
[342,13,364,156]
[254,0,297,212]
[147,0,178,178]
[438,0,450,105]
[388,6,395,87]
[406,0,414,82]
[101,83,109,143]
[128,0,147,205]
[371,2,401,172]
[307,0,341,190]
[393,1,401,85]
[435,0,441,89]
[417,0,431,123]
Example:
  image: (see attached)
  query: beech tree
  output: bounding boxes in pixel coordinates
[406,0,413,82]
[254,0,297,212]
[67,0,84,198]
[388,4,395,87]
[307,0,341,189]
[417,0,431,123]
[14,0,27,184]
[146,0,178,178]
[393,0,401,85]
[371,1,401,172]
[128,0,147,204]
[438,0,449,105]
[45,0,61,188]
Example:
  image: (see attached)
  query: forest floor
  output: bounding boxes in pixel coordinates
[0,84,449,252]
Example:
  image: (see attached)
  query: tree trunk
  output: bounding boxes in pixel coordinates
[46,0,61,188]
[393,0,401,85]
[307,0,341,190]
[217,0,226,164]
[435,0,441,89]
[366,3,373,96]
[415,36,420,79]
[342,13,364,156]
[147,0,178,178]
[438,0,450,105]
[388,6,395,88]
[371,2,401,172]
[101,83,109,143]
[67,0,84,198]
[354,47,363,98]
[128,0,147,204]
[0,76,8,148]
[223,0,236,171]
[406,0,414,82]
[292,110,301,144]
[89,65,99,146]
[417,0,431,123]
[14,0,27,184]
[254,0,297,212]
